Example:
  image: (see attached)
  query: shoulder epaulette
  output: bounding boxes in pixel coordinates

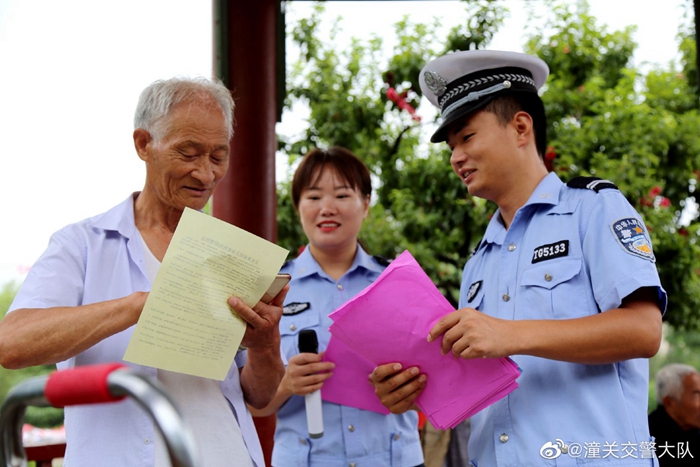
[566,176,618,193]
[471,239,486,257]
[373,255,392,267]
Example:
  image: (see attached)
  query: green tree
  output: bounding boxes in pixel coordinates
[278,0,700,330]
[526,0,700,329]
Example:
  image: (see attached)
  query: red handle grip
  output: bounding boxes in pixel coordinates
[44,363,128,407]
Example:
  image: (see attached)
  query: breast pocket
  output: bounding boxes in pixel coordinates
[280,312,322,358]
[519,258,586,320]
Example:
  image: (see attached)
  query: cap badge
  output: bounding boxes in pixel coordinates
[424,70,447,97]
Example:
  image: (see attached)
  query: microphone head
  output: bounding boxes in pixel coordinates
[298,329,319,354]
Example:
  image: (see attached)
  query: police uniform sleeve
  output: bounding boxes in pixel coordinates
[579,190,667,314]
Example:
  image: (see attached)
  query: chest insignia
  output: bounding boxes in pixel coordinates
[467,280,482,303]
[610,218,655,261]
[532,240,570,264]
[283,302,310,315]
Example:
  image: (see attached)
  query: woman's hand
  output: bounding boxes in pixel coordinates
[369,363,426,414]
[283,352,335,397]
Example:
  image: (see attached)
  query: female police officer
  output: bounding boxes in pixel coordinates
[250,147,424,467]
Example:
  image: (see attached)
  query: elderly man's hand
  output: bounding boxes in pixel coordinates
[369,363,426,414]
[228,285,289,351]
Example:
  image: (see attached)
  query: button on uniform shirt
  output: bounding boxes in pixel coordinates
[274,245,424,467]
[9,193,264,467]
[460,173,667,467]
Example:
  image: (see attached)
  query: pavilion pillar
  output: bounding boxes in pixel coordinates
[213,1,282,465]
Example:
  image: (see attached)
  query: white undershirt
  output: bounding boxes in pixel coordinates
[139,233,254,467]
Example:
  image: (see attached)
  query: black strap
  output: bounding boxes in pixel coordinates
[471,239,486,257]
[566,176,618,192]
[373,255,392,266]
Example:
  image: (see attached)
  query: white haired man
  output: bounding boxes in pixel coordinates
[0,77,287,467]
[649,363,700,465]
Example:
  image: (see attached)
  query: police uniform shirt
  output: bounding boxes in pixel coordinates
[461,172,667,466]
[273,245,423,467]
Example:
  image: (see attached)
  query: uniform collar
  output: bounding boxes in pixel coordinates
[90,192,140,239]
[482,172,564,246]
[523,172,564,208]
[291,243,380,280]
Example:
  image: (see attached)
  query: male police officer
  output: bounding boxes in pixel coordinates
[371,50,667,466]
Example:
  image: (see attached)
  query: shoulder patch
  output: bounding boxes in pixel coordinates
[610,218,655,262]
[283,302,310,315]
[372,255,392,267]
[566,177,618,193]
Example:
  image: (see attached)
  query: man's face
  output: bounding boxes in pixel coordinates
[446,110,519,204]
[142,98,230,212]
[667,373,700,431]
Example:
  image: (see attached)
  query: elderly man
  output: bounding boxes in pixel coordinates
[370,50,666,466]
[649,363,700,465]
[0,77,286,467]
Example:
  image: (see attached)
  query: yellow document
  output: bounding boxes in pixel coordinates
[123,207,289,380]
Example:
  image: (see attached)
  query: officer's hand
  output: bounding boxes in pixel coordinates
[369,363,425,414]
[428,307,510,359]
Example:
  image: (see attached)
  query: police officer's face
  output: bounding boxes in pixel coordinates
[297,167,369,254]
[138,98,230,213]
[446,110,521,204]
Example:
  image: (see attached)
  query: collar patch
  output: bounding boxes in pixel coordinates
[611,218,655,261]
[467,280,482,303]
[532,240,569,263]
[283,302,310,315]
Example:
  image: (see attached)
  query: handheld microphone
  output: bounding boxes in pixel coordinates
[298,329,324,439]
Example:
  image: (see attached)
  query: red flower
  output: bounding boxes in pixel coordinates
[545,146,557,161]
[649,186,662,197]
[544,146,557,172]
[659,197,671,208]
[386,87,421,122]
